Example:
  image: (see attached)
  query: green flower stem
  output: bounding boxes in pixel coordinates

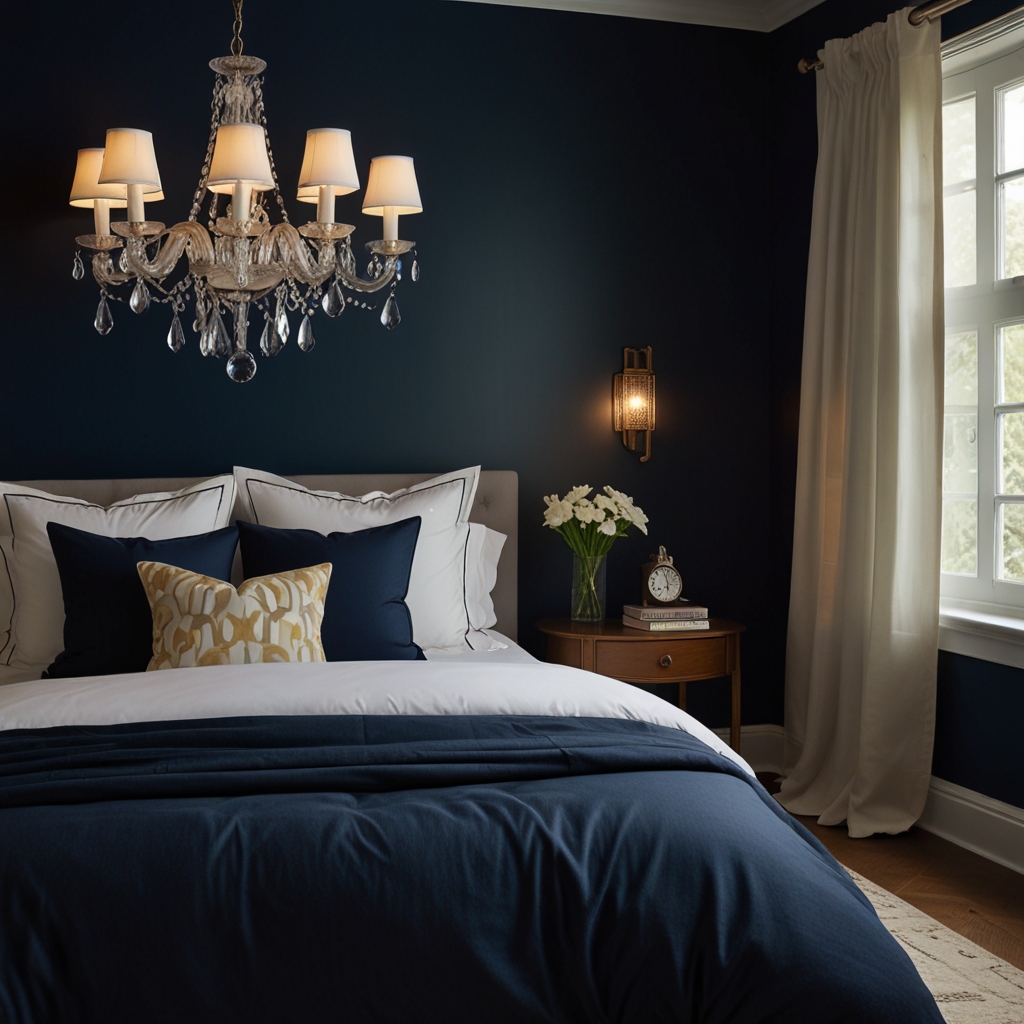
[571,553,606,622]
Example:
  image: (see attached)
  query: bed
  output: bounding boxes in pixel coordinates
[0,470,942,1022]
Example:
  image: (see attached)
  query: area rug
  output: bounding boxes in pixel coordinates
[847,868,1024,1023]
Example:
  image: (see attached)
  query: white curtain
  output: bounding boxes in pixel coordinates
[778,9,944,838]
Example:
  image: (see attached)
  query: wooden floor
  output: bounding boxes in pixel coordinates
[756,774,1024,970]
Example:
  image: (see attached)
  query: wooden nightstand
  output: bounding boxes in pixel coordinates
[536,618,746,752]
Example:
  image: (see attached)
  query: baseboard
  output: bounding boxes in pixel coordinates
[713,723,785,775]
[918,777,1024,875]
[714,727,1024,875]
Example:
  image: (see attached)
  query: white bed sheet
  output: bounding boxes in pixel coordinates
[422,629,535,663]
[0,658,753,776]
[0,629,534,687]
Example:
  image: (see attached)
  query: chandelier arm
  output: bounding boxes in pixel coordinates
[90,254,134,288]
[122,223,216,281]
[333,264,398,294]
[265,224,334,286]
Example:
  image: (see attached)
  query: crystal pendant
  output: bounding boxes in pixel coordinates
[118,249,130,273]
[94,295,113,335]
[276,303,290,343]
[396,259,403,281]
[367,256,381,279]
[226,349,257,383]
[411,259,420,282]
[211,309,232,357]
[167,313,185,353]
[297,315,315,352]
[130,279,150,314]
[260,319,284,357]
[322,281,345,317]
[381,294,401,331]
[72,253,84,281]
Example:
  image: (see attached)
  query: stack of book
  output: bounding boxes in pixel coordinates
[622,604,709,631]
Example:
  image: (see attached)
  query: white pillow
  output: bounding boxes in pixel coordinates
[0,476,236,672]
[466,523,505,638]
[234,467,482,651]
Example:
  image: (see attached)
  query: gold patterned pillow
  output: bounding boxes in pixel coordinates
[137,560,332,670]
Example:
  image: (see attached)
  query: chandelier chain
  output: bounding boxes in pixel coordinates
[253,78,290,224]
[231,0,244,56]
[190,79,227,223]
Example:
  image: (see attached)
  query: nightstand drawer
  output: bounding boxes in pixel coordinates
[595,636,726,681]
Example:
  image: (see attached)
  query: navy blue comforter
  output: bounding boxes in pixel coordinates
[0,714,941,1023]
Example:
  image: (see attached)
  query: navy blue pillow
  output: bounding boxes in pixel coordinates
[238,518,423,661]
[45,523,239,679]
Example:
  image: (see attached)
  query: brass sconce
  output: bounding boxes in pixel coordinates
[613,346,655,462]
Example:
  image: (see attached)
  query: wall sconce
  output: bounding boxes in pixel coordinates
[613,346,655,462]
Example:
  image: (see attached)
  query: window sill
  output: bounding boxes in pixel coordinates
[939,599,1024,668]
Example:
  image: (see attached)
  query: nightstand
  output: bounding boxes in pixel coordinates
[536,618,745,753]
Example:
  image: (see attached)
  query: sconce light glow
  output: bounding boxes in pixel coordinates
[613,346,655,462]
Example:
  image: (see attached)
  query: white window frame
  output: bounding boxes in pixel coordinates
[940,9,1024,668]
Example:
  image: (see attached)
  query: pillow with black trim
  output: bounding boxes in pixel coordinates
[0,474,235,672]
[44,522,239,679]
[237,517,424,661]
[233,467,478,651]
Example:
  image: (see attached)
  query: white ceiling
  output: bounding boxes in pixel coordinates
[445,0,827,32]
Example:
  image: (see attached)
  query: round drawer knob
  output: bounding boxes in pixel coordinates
[660,654,673,668]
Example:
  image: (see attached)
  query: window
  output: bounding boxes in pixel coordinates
[942,18,1024,617]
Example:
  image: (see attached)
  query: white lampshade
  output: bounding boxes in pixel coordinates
[296,128,359,203]
[98,129,162,188]
[70,149,127,208]
[206,123,274,194]
[70,148,163,207]
[361,155,422,216]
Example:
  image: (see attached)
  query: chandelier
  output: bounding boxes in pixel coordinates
[69,0,421,383]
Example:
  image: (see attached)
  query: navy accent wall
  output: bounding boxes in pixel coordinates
[768,0,1024,810]
[935,652,1024,808]
[6,0,1022,795]
[0,1,773,727]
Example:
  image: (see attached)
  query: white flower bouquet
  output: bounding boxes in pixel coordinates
[543,485,649,621]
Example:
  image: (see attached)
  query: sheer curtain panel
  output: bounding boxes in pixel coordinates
[779,9,944,837]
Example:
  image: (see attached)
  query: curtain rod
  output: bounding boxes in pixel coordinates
[797,0,973,73]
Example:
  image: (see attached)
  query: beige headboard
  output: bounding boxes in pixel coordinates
[17,471,519,641]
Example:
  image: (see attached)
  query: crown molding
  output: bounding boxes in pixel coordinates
[444,0,826,32]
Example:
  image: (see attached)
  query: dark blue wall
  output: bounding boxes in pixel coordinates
[767,0,1024,810]
[0,0,773,727]
[6,0,1022,797]
[934,652,1024,808]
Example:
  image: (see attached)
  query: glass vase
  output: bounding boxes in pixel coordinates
[571,553,607,623]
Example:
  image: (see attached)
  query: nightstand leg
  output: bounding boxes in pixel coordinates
[678,682,687,713]
[730,666,741,753]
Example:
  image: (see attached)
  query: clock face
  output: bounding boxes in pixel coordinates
[648,565,682,603]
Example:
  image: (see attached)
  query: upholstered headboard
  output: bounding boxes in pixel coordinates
[16,472,519,641]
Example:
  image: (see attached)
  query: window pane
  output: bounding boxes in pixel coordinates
[1000,322,1024,403]
[1000,80,1024,174]
[942,499,977,575]
[1001,503,1024,581]
[945,189,977,287]
[1001,411,1024,492]
[943,95,976,184]
[944,413,978,493]
[945,329,978,406]
[1001,176,1024,278]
